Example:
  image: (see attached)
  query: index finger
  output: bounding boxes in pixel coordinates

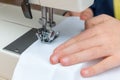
[54,28,96,54]
[50,28,97,64]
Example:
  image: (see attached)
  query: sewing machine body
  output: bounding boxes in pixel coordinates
[0,0,94,79]
[0,3,63,80]
[24,0,94,43]
[30,0,94,12]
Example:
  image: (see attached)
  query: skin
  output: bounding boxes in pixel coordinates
[50,14,120,77]
[64,8,93,21]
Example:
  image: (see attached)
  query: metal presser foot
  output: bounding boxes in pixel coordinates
[36,6,59,43]
[36,28,59,43]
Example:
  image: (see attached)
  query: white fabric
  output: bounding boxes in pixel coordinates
[12,17,120,80]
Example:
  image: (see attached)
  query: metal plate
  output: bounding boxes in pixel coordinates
[4,28,38,54]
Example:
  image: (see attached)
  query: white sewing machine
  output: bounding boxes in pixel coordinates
[0,0,94,80]
[22,0,94,43]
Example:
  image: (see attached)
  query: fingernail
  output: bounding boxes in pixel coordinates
[60,57,69,66]
[54,50,58,54]
[51,56,58,64]
[81,68,91,77]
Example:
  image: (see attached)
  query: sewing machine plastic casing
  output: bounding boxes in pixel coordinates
[30,0,94,12]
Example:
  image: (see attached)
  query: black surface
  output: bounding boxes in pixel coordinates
[21,0,33,19]
[4,28,38,54]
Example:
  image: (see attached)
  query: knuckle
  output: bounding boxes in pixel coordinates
[100,14,113,21]
[100,14,111,18]
[100,14,108,17]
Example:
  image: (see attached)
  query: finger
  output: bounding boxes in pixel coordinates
[54,28,96,54]
[60,46,107,66]
[85,14,112,29]
[58,35,102,57]
[50,35,102,64]
[70,12,81,16]
[81,55,120,77]
[50,30,98,64]
[50,35,81,64]
[64,12,71,17]
[80,8,93,20]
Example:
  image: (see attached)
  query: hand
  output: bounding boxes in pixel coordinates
[64,8,93,20]
[50,14,120,77]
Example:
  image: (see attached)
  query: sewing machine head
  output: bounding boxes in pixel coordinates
[21,0,94,43]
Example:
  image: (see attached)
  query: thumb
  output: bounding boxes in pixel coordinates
[80,8,93,20]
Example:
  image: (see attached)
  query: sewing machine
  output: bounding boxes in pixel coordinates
[22,0,94,43]
[0,0,94,80]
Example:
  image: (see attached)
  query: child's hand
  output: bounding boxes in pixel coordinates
[64,8,93,20]
[50,14,120,77]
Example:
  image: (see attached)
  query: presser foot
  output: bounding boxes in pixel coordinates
[47,21,56,28]
[36,28,59,43]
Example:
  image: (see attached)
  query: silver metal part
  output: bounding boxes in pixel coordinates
[48,8,56,27]
[36,6,59,43]
[36,28,59,43]
[39,6,47,29]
